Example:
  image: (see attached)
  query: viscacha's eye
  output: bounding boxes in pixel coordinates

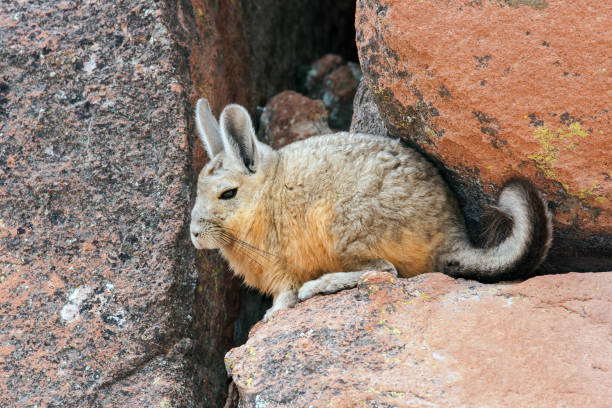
[219,188,238,200]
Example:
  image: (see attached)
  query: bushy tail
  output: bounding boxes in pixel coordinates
[443,178,553,282]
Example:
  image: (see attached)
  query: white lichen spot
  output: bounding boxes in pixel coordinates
[432,352,445,361]
[105,308,127,327]
[84,54,97,75]
[60,286,92,322]
[254,394,272,408]
[159,398,172,408]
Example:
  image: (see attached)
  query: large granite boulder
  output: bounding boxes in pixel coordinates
[226,271,612,407]
[356,0,611,271]
[0,0,200,406]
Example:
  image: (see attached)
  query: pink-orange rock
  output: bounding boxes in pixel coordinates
[259,91,332,149]
[226,271,612,407]
[356,0,611,270]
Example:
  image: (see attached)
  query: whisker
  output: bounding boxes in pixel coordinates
[214,234,265,269]
[214,226,306,274]
[218,232,278,268]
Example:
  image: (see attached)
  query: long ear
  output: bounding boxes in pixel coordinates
[195,99,223,158]
[219,104,259,172]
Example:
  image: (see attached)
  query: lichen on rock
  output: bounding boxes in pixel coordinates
[226,271,612,407]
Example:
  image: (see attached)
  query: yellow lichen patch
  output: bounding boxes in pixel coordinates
[505,0,549,9]
[574,181,601,200]
[528,122,589,180]
[528,122,609,202]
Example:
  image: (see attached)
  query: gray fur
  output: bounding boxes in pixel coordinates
[195,99,223,158]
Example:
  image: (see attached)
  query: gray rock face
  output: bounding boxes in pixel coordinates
[350,78,389,137]
[0,0,198,406]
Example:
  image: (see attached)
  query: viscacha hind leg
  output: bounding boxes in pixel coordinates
[297,259,397,302]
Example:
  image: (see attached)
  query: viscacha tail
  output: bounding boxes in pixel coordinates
[442,177,553,282]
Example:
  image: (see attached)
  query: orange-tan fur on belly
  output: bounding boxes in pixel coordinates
[223,199,444,294]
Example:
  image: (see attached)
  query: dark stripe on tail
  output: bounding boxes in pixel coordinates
[501,177,552,277]
[444,177,552,282]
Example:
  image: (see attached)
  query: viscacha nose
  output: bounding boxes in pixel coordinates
[190,206,206,248]
[190,222,202,248]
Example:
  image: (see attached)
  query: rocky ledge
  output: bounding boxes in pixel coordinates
[226,271,611,407]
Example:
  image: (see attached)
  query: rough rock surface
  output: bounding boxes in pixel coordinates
[350,78,389,137]
[356,0,611,270]
[182,0,254,404]
[302,54,345,95]
[302,55,363,129]
[226,271,612,407]
[258,91,332,149]
[0,0,240,406]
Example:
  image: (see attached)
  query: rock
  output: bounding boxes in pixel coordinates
[0,0,244,406]
[303,54,345,95]
[258,91,332,149]
[226,271,612,407]
[350,78,389,136]
[321,63,363,129]
[240,2,358,104]
[224,381,240,408]
[356,0,611,271]
[302,54,363,130]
